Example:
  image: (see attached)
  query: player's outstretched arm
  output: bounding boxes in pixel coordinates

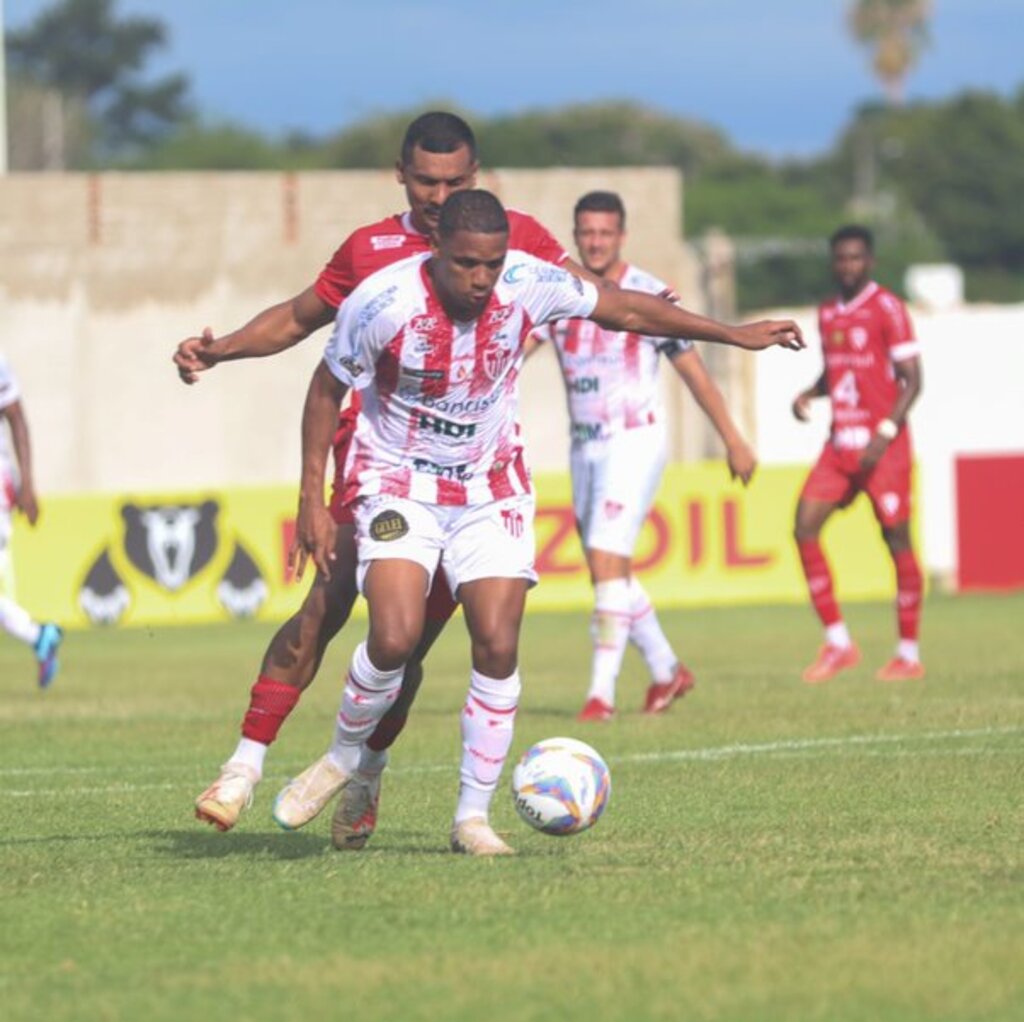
[173,287,336,384]
[589,288,804,352]
[670,348,757,485]
[294,360,350,580]
[2,400,39,525]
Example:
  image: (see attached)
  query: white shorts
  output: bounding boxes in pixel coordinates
[0,508,13,597]
[571,424,667,557]
[353,493,538,599]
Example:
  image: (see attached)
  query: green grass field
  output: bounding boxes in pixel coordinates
[1,593,1022,1022]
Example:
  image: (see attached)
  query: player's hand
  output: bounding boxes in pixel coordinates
[291,498,338,581]
[16,486,39,526]
[173,327,219,385]
[730,320,805,351]
[727,440,757,486]
[858,434,890,472]
[792,392,813,422]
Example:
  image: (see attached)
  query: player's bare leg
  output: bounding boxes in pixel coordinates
[876,521,925,681]
[795,499,861,683]
[273,559,428,831]
[195,525,359,831]
[449,577,527,856]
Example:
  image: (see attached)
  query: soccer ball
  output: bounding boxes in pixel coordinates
[511,736,611,835]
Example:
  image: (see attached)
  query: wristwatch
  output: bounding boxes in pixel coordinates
[875,418,899,441]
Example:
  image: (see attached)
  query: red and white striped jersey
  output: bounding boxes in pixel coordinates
[535,264,692,443]
[0,354,22,510]
[818,281,919,450]
[314,209,570,434]
[324,251,599,506]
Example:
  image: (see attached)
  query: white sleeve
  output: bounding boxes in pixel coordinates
[322,283,400,391]
[0,356,21,411]
[503,254,599,327]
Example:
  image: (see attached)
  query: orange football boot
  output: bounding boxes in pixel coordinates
[801,643,861,684]
[644,663,696,714]
[577,697,615,722]
[875,657,925,682]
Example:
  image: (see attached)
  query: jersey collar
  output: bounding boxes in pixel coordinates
[836,280,878,314]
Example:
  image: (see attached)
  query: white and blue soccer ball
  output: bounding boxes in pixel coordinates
[511,737,611,835]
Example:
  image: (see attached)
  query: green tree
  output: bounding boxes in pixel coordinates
[848,0,931,105]
[6,0,189,165]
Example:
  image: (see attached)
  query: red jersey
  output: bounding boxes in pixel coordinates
[818,282,919,451]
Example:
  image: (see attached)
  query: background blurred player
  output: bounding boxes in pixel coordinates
[0,352,63,687]
[792,224,924,683]
[532,191,758,722]
[173,113,576,833]
[280,189,804,855]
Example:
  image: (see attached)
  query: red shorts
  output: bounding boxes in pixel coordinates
[801,431,912,527]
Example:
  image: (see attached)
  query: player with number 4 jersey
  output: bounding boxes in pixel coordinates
[793,224,925,684]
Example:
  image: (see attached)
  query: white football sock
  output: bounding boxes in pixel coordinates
[826,622,852,649]
[328,642,403,775]
[627,577,678,683]
[586,578,632,705]
[357,745,389,776]
[0,595,41,647]
[897,639,920,663]
[228,737,267,776]
[454,669,521,824]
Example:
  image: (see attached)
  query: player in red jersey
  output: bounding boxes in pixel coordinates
[793,225,924,684]
[281,190,803,854]
[173,113,582,833]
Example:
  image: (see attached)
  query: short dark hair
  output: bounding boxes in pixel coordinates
[438,190,509,238]
[574,190,626,227]
[401,111,477,164]
[830,224,874,252]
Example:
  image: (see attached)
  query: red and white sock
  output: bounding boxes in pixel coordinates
[454,669,521,824]
[627,577,677,682]
[798,539,850,647]
[587,579,632,705]
[0,595,41,647]
[328,642,403,775]
[231,676,303,775]
[893,548,923,662]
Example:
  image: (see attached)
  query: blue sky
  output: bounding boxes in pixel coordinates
[6,0,1022,155]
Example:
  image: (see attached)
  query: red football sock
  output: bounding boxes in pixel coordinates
[798,539,842,627]
[893,549,923,641]
[241,676,301,745]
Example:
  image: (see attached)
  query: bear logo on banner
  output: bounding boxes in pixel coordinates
[79,499,267,626]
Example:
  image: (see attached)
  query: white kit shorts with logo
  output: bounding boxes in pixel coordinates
[353,492,538,598]
[571,423,667,557]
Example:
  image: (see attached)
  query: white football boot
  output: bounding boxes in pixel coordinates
[450,817,515,856]
[272,755,350,830]
[194,762,260,832]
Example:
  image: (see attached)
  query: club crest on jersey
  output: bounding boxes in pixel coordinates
[483,342,513,381]
[849,326,869,351]
[369,509,409,542]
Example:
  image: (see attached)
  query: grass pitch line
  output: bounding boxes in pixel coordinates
[0,725,1018,798]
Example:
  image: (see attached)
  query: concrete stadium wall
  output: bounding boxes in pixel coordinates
[752,303,1024,582]
[0,167,728,499]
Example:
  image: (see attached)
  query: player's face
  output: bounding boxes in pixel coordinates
[573,210,625,276]
[397,144,479,235]
[431,229,509,321]
[831,238,874,297]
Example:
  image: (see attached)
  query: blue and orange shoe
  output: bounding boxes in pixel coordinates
[34,623,64,689]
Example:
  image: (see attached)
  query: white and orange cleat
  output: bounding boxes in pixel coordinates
[876,657,926,682]
[577,697,615,723]
[450,817,515,856]
[272,755,350,831]
[194,762,260,832]
[801,643,861,684]
[644,662,696,714]
[330,771,382,851]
